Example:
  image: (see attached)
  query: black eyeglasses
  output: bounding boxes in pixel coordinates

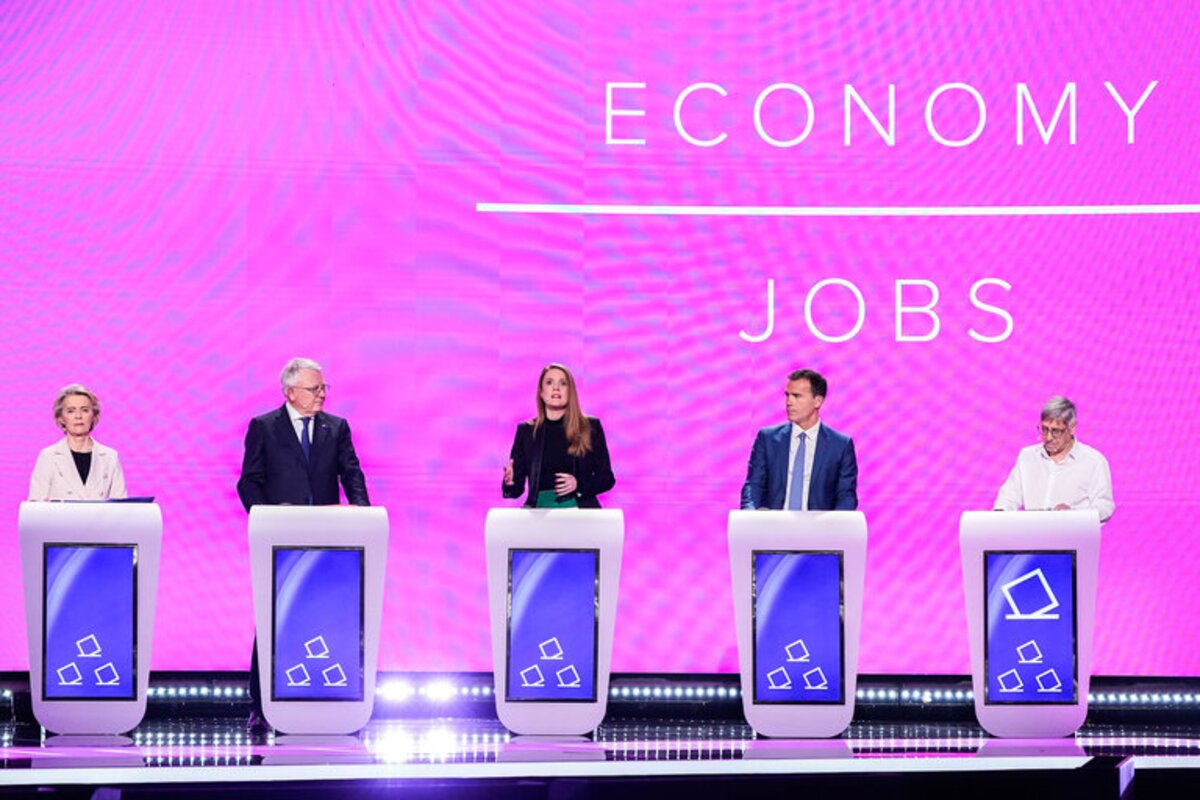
[1039,424,1070,439]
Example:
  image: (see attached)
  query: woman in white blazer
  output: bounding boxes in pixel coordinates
[28,384,127,501]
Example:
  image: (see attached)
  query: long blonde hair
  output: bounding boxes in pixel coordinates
[532,363,592,456]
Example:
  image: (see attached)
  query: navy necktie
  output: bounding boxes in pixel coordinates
[787,432,807,510]
[301,416,312,461]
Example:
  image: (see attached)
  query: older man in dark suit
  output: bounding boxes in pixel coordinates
[237,358,369,509]
[740,369,858,511]
[237,357,370,733]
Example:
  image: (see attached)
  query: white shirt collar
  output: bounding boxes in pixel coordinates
[791,419,821,440]
[286,403,315,424]
[1037,437,1078,463]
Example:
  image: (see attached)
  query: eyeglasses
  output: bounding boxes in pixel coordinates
[296,384,329,396]
[1039,424,1070,439]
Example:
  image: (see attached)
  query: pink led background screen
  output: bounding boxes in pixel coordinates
[1,1,1198,676]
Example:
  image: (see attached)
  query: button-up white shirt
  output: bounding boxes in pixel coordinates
[993,439,1115,522]
[286,403,316,445]
[784,420,821,511]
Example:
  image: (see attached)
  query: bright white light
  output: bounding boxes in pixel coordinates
[425,681,457,702]
[378,681,416,702]
[371,731,417,763]
[420,728,459,761]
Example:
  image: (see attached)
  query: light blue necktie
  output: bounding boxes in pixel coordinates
[301,417,312,461]
[787,432,807,510]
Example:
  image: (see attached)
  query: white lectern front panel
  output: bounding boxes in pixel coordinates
[485,509,623,736]
[19,501,162,735]
[249,505,388,735]
[960,510,1100,738]
[729,510,868,738]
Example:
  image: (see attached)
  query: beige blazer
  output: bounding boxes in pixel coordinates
[28,438,127,501]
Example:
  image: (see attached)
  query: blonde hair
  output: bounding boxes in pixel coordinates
[532,363,592,456]
[54,384,101,432]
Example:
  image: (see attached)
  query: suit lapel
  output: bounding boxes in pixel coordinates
[52,441,87,497]
[771,424,791,503]
[809,426,830,507]
[83,447,103,494]
[311,412,330,462]
[274,406,307,465]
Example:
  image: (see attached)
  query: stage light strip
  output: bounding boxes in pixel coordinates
[477,202,1200,217]
[136,681,1200,708]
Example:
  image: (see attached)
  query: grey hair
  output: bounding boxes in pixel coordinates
[280,358,323,393]
[54,383,101,431]
[1041,396,1077,428]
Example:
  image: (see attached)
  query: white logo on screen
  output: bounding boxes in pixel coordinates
[766,667,792,690]
[1000,568,1061,620]
[519,665,545,688]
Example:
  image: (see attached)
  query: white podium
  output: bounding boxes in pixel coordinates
[19,501,162,735]
[485,509,623,736]
[960,510,1101,738]
[248,505,388,735]
[728,510,868,738]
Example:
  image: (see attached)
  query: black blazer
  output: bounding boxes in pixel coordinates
[503,416,615,508]
[237,405,370,510]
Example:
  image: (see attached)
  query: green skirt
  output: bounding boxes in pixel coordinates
[535,489,578,508]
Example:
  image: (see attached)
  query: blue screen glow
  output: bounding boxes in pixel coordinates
[271,547,364,701]
[43,544,137,701]
[506,549,598,702]
[752,551,844,704]
[984,551,1077,704]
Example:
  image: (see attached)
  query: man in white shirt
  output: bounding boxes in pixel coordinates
[993,396,1114,522]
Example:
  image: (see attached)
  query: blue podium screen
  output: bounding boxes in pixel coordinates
[506,549,599,703]
[42,544,137,701]
[984,551,1077,705]
[752,551,844,704]
[271,547,364,702]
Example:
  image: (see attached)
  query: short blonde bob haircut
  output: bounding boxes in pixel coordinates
[53,384,101,432]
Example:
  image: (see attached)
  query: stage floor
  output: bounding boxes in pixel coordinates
[2,718,1200,798]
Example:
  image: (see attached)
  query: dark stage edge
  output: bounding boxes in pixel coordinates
[4,718,1200,799]
[3,674,1200,798]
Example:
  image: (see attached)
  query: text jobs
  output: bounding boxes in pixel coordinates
[739,278,1012,344]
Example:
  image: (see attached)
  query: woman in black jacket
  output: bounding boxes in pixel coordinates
[502,363,615,508]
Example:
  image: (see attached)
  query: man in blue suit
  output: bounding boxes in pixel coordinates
[237,357,371,734]
[237,358,370,510]
[740,369,858,510]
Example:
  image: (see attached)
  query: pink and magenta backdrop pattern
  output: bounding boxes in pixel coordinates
[2,1,1198,675]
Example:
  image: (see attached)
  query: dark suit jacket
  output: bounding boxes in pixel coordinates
[237,405,370,510]
[502,417,615,508]
[740,422,858,510]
